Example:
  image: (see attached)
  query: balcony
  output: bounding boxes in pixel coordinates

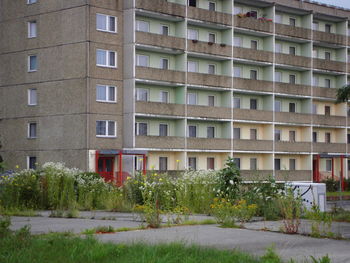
[234,78,273,92]
[313,115,346,126]
[275,112,311,125]
[188,40,231,57]
[135,136,185,149]
[232,108,273,122]
[233,139,273,151]
[275,82,311,96]
[275,170,312,181]
[275,24,311,39]
[313,58,346,72]
[234,16,273,33]
[240,170,273,180]
[136,66,185,84]
[135,0,185,17]
[136,101,185,116]
[275,141,311,152]
[187,105,231,119]
[275,53,311,68]
[187,7,232,25]
[233,47,273,63]
[187,72,231,88]
[187,138,232,150]
[136,32,185,50]
[313,30,346,46]
[313,143,346,153]
[313,87,337,99]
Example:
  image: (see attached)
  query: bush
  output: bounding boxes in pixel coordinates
[216,158,242,201]
[322,178,340,192]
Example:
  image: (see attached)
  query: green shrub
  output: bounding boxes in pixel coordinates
[322,178,340,192]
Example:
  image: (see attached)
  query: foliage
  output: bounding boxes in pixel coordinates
[330,207,350,222]
[321,178,340,192]
[306,205,334,238]
[133,204,162,228]
[0,216,11,238]
[335,84,350,104]
[217,158,242,201]
[310,255,331,263]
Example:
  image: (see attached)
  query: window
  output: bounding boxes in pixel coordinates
[207,126,215,138]
[233,97,241,108]
[313,76,319,86]
[96,85,116,102]
[275,43,282,53]
[136,88,148,101]
[187,93,197,105]
[289,46,296,56]
[347,134,350,144]
[313,22,319,31]
[28,89,37,105]
[207,157,215,170]
[233,158,241,169]
[160,25,169,36]
[96,49,116,68]
[275,100,281,112]
[250,70,257,80]
[136,54,149,67]
[27,0,37,4]
[159,124,168,136]
[188,157,197,170]
[250,158,257,170]
[160,91,169,103]
[324,79,331,88]
[96,14,117,33]
[188,61,198,72]
[233,67,242,77]
[28,123,37,138]
[325,106,331,116]
[289,159,296,171]
[208,33,216,43]
[275,14,282,23]
[251,40,258,50]
[289,102,296,113]
[250,99,257,110]
[325,52,331,61]
[188,0,196,7]
[249,10,258,19]
[160,58,169,69]
[187,29,199,40]
[326,159,332,172]
[208,2,216,11]
[289,18,296,27]
[275,72,282,82]
[312,49,318,58]
[96,121,116,137]
[289,75,296,84]
[250,129,257,140]
[275,159,281,170]
[208,95,215,107]
[233,37,242,47]
[134,156,143,171]
[275,129,281,141]
[234,6,242,15]
[233,127,241,139]
[325,132,331,143]
[208,64,216,74]
[27,156,37,169]
[188,125,197,137]
[136,122,148,136]
[28,21,37,38]
[289,130,296,142]
[325,24,332,33]
[28,55,37,72]
[159,157,168,171]
[136,20,149,32]
[312,132,317,143]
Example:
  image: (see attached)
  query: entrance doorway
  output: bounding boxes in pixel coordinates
[98,157,114,182]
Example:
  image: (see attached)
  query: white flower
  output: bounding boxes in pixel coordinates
[229,180,234,185]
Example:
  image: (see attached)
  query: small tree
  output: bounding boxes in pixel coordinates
[217,157,242,201]
[335,85,350,104]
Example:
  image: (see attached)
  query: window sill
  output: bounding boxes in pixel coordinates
[27,137,37,139]
[96,64,117,69]
[28,70,37,73]
[96,29,117,34]
[96,100,117,104]
[96,135,117,138]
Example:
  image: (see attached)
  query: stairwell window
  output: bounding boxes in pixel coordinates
[96,85,116,103]
[136,20,149,32]
[28,55,37,72]
[96,14,117,33]
[96,49,117,68]
[27,0,37,4]
[27,156,37,169]
[28,89,37,105]
[96,121,116,137]
[28,21,37,38]
[28,122,37,138]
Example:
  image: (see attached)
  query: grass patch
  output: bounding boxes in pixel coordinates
[0,208,39,217]
[326,191,350,197]
[180,219,217,226]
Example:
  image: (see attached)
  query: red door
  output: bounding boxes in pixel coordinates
[98,157,114,182]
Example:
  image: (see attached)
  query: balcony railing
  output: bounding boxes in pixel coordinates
[275,141,311,152]
[136,101,185,116]
[275,112,311,124]
[232,108,273,122]
[233,47,273,63]
[234,16,273,33]
[313,115,346,126]
[275,24,311,39]
[313,143,346,153]
[187,105,231,119]
[135,0,185,17]
[187,138,232,150]
[313,58,346,72]
[313,87,337,99]
[187,7,232,25]
[188,40,231,57]
[275,170,312,181]
[136,32,185,50]
[234,78,273,92]
[313,30,346,46]
[275,53,311,68]
[187,72,231,88]
[233,139,273,151]
[275,82,311,96]
[135,136,185,149]
[136,66,185,84]
[240,170,273,180]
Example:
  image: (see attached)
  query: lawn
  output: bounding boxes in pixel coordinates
[327,191,350,197]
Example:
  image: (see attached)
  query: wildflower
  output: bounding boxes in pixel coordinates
[15,165,19,169]
[176,160,180,163]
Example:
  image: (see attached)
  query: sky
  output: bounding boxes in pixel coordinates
[313,0,350,9]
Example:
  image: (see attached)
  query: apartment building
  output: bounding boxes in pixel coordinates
[1,0,350,184]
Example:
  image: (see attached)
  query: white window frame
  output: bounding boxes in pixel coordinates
[96,13,117,33]
[159,123,169,137]
[233,97,241,109]
[188,125,197,138]
[28,55,37,72]
[233,66,242,77]
[96,49,117,68]
[136,54,149,67]
[160,91,169,103]
[160,58,169,70]
[275,71,282,82]
[28,88,37,106]
[233,36,242,47]
[136,88,149,101]
[275,43,282,53]
[208,64,216,74]
[28,122,37,139]
[96,85,117,103]
[136,20,150,32]
[289,17,296,27]
[160,24,169,36]
[96,120,117,138]
[27,0,37,4]
[136,122,148,136]
[207,126,215,138]
[275,14,282,24]
[234,6,242,15]
[187,61,198,72]
[28,21,37,38]
[187,92,197,105]
[208,1,216,11]
[208,95,215,107]
[27,156,37,170]
[187,28,199,40]
[208,32,216,43]
[251,40,258,50]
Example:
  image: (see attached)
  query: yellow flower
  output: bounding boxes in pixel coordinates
[15,165,19,169]
[176,160,180,163]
